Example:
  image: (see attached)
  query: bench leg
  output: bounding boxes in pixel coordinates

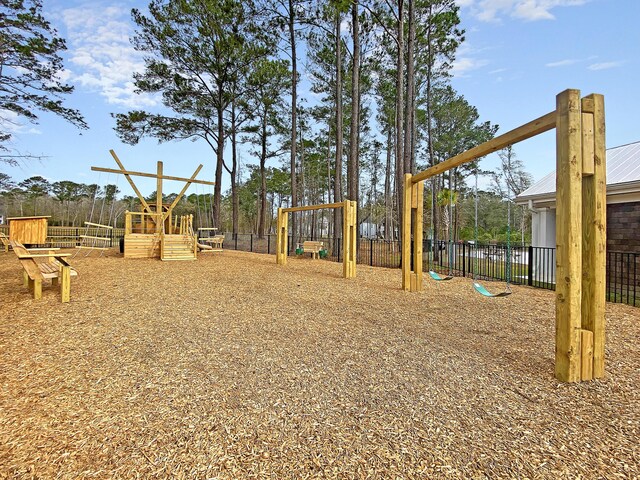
[23,270,29,287]
[60,266,71,303]
[28,278,42,300]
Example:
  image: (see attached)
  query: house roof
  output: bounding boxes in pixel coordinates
[516,141,640,206]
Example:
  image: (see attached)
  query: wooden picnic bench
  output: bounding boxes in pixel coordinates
[298,240,324,260]
[199,234,224,251]
[10,240,78,303]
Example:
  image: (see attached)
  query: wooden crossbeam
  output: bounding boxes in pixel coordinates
[163,164,206,219]
[107,150,152,213]
[282,202,345,213]
[91,165,215,186]
[411,111,557,184]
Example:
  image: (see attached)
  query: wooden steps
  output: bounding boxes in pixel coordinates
[161,234,196,261]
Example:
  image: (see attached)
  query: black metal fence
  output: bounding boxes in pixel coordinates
[1,225,636,306]
[218,233,638,307]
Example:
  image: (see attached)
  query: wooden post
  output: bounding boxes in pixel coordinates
[412,180,424,292]
[60,264,71,303]
[276,208,288,265]
[555,89,583,383]
[156,161,163,233]
[342,200,357,278]
[401,174,413,290]
[581,93,606,379]
[580,329,594,381]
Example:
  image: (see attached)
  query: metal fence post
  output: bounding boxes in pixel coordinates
[528,245,534,286]
[370,239,374,266]
[250,233,253,252]
[462,242,466,277]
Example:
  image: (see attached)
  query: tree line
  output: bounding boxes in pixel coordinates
[1,0,534,245]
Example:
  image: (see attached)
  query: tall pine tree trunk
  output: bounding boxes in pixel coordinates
[348,0,360,204]
[258,111,268,238]
[213,87,225,229]
[231,98,239,235]
[384,128,393,240]
[404,0,415,175]
[288,0,298,252]
[333,10,343,252]
[395,0,405,239]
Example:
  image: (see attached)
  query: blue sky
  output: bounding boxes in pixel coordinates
[2,0,638,198]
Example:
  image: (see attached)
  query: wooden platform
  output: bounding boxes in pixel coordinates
[123,233,161,259]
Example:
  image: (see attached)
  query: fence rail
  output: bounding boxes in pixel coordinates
[218,233,638,307]
[1,225,636,306]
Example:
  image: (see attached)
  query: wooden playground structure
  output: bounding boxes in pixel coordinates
[276,200,357,278]
[402,89,606,383]
[92,150,216,261]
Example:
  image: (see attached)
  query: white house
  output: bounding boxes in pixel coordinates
[516,141,640,283]
[516,141,640,252]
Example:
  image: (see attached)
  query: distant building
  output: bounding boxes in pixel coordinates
[516,141,640,283]
[516,141,640,253]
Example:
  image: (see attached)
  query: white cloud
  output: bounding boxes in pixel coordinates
[60,4,159,109]
[588,61,623,71]
[545,58,579,67]
[458,0,588,22]
[0,110,42,136]
[451,57,489,76]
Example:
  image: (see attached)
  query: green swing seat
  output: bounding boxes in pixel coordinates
[472,281,512,298]
[428,270,453,281]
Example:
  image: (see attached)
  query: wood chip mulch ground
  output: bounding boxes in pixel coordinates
[0,249,638,479]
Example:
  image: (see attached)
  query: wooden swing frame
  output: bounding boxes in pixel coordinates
[276,200,357,279]
[402,89,606,383]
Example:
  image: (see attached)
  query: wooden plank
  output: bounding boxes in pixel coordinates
[9,217,48,244]
[79,235,110,241]
[401,174,413,290]
[580,329,594,381]
[555,89,583,383]
[582,93,607,379]
[84,222,113,229]
[411,111,557,184]
[92,165,215,186]
[581,106,595,176]
[282,202,345,213]
[108,150,152,212]
[164,164,205,219]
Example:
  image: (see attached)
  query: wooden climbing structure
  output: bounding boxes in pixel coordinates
[402,89,606,383]
[92,150,215,261]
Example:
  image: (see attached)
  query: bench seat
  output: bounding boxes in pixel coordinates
[298,241,324,259]
[10,240,78,302]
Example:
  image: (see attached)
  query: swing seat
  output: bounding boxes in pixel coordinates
[428,270,453,281]
[473,282,512,298]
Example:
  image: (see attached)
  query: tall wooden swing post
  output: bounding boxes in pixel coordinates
[276,200,357,279]
[401,89,605,382]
